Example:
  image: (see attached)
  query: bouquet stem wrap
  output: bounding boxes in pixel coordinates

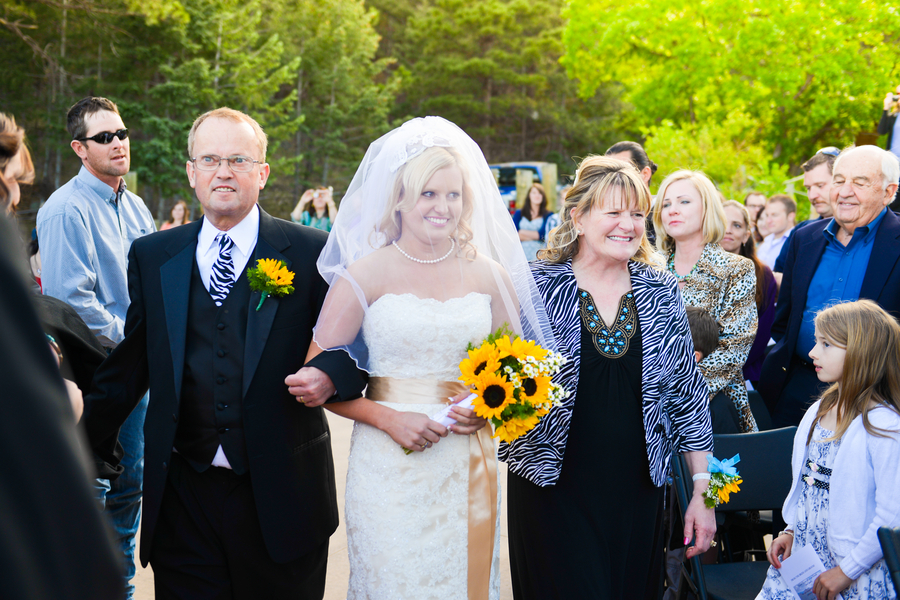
[367,376,497,600]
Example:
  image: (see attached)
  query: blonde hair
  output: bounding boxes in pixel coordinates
[375,146,475,257]
[188,107,268,161]
[652,170,726,254]
[809,300,900,444]
[541,155,654,264]
[0,112,34,212]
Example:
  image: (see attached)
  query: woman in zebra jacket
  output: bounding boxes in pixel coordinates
[501,156,715,600]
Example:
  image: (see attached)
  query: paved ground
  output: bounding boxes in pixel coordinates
[134,411,514,599]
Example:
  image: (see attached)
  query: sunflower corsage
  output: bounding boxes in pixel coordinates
[702,454,742,508]
[448,325,568,443]
[246,258,295,311]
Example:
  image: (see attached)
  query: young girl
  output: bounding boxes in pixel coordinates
[758,300,900,600]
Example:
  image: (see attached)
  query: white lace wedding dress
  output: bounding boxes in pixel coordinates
[344,292,501,600]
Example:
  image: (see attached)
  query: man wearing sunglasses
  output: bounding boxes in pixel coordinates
[36,96,155,599]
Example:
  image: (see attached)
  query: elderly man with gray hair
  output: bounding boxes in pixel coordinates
[759,145,900,427]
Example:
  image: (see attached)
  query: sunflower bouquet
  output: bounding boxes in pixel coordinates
[447,326,567,443]
[702,454,743,508]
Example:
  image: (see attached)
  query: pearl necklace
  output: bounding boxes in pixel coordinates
[392,238,456,264]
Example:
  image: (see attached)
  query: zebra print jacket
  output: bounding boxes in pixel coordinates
[500,259,714,487]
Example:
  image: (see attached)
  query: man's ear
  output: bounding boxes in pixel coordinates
[186,161,197,189]
[70,140,87,160]
[885,183,898,205]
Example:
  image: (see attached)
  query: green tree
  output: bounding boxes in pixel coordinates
[381,0,625,176]
[262,0,397,208]
[564,0,900,190]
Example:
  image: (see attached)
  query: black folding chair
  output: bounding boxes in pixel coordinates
[878,527,900,593]
[671,426,797,600]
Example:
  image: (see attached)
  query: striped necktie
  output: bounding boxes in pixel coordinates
[209,233,236,306]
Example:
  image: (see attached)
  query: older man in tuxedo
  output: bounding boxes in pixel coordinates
[84,107,365,598]
[759,145,900,426]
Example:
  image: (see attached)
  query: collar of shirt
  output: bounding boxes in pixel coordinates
[824,207,887,248]
[196,205,260,288]
[198,204,260,258]
[75,165,123,203]
[764,227,793,244]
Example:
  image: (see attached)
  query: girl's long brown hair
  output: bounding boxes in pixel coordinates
[808,300,900,445]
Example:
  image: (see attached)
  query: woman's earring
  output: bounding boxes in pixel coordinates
[577,228,583,235]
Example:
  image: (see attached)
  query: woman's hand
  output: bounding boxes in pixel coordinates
[885,92,897,112]
[384,411,448,452]
[813,566,852,600]
[447,392,488,435]
[683,493,717,559]
[766,532,793,568]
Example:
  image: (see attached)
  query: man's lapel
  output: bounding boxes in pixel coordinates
[861,209,900,301]
[243,209,292,398]
[793,225,828,307]
[160,221,203,405]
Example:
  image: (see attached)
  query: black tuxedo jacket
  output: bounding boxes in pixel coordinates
[84,209,366,567]
[758,210,900,403]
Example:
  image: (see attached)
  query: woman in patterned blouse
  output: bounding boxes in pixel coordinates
[653,170,759,432]
[502,156,715,599]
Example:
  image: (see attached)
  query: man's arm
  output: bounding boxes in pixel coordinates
[82,243,150,465]
[39,210,123,346]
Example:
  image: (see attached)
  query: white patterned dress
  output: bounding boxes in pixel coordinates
[757,423,896,599]
[344,292,501,600]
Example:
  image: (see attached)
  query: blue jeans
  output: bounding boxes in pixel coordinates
[95,391,148,600]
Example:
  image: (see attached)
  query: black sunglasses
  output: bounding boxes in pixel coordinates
[77,128,128,144]
[816,146,840,157]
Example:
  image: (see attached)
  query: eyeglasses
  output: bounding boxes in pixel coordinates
[816,146,840,157]
[77,128,128,144]
[190,155,262,173]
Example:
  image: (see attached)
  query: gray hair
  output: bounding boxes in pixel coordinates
[835,145,900,190]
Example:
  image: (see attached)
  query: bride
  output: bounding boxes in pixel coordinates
[311,117,555,600]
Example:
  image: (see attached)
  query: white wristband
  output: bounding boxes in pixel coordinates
[692,472,711,481]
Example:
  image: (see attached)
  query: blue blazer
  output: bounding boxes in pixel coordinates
[758,210,900,404]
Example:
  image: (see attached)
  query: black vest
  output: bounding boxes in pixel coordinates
[174,258,251,474]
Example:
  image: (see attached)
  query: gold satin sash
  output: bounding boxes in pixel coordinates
[367,377,497,600]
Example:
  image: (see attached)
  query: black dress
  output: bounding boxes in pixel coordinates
[508,290,665,599]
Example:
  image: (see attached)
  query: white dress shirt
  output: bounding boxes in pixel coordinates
[194,205,260,469]
[757,228,792,270]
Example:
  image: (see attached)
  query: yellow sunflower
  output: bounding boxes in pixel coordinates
[493,413,541,442]
[495,335,548,362]
[716,478,742,504]
[471,371,515,420]
[493,423,517,444]
[257,258,283,279]
[519,374,552,405]
[459,344,502,385]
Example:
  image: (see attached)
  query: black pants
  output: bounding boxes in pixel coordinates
[770,357,828,428]
[151,454,328,600]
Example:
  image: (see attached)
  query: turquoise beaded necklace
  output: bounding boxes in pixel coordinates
[667,253,699,283]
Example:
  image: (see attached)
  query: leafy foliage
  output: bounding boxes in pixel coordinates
[564,0,900,191]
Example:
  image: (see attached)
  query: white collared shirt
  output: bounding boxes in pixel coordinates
[193,204,260,469]
[196,204,260,291]
[757,227,792,270]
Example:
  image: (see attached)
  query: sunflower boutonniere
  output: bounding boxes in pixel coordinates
[247,258,295,311]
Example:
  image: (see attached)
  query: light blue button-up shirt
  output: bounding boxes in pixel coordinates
[36,166,156,347]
